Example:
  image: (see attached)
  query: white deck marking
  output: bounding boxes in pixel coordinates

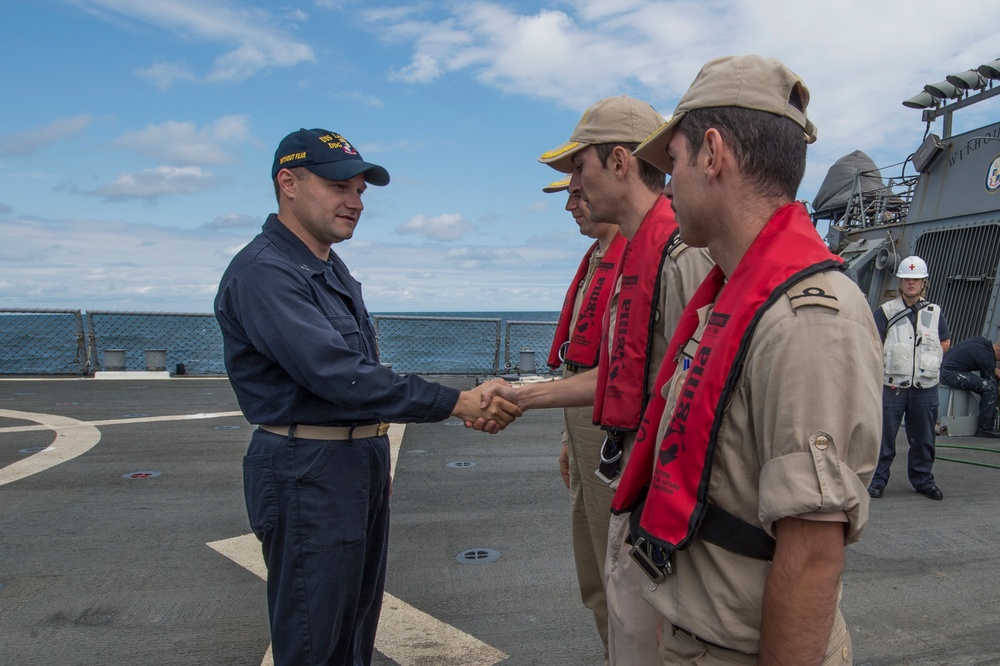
[387,422,403,478]
[0,409,244,485]
[206,424,508,666]
[0,411,500,664]
[0,410,101,486]
[0,411,243,433]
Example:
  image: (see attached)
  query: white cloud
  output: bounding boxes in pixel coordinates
[368,3,659,108]
[520,200,548,214]
[336,90,385,108]
[0,214,237,311]
[364,0,1000,199]
[359,139,420,155]
[136,61,198,90]
[313,0,354,9]
[66,0,315,85]
[342,239,582,311]
[201,213,262,230]
[395,213,477,241]
[0,213,586,313]
[0,116,94,156]
[84,166,218,201]
[113,116,251,166]
[443,245,520,269]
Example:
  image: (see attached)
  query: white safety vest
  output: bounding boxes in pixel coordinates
[880,297,944,388]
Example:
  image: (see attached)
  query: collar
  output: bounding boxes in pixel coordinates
[261,213,328,276]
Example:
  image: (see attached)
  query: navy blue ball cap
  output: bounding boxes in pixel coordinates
[271,128,390,186]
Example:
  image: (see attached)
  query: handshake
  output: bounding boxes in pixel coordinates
[451,379,521,434]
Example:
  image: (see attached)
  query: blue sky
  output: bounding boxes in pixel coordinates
[2,0,999,313]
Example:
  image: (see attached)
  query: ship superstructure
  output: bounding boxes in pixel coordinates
[812,57,1000,342]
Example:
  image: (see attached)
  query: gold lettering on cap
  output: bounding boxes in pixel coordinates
[279,152,307,165]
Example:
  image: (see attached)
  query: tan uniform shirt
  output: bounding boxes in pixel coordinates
[643,270,882,654]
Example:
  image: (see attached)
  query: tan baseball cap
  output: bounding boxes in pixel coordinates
[634,55,817,174]
[542,175,571,193]
[538,96,665,173]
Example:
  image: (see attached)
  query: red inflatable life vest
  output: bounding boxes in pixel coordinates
[547,233,627,370]
[593,195,678,431]
[611,203,843,553]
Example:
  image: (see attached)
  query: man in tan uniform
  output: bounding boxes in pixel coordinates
[613,56,882,665]
[480,96,714,665]
[542,173,623,657]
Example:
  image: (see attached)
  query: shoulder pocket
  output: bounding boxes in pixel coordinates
[786,272,841,313]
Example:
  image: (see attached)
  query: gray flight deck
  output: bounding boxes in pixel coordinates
[1,376,1000,665]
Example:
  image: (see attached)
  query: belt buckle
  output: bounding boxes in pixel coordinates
[629,536,672,584]
[377,423,390,436]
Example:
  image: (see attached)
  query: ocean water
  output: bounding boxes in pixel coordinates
[0,310,559,376]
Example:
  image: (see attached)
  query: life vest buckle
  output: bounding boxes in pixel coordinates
[557,340,570,363]
[595,431,626,484]
[629,535,672,583]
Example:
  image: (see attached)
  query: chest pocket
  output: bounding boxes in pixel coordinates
[327,315,363,353]
[916,308,942,373]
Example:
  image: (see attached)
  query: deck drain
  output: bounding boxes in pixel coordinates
[443,421,465,426]
[214,425,241,430]
[446,461,476,469]
[122,471,161,479]
[456,548,501,564]
[122,413,149,418]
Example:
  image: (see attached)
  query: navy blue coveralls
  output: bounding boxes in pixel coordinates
[215,215,460,666]
[941,336,999,432]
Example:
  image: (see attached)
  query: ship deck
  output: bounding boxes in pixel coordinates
[2,376,999,665]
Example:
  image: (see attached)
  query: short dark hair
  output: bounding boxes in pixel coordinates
[676,107,806,200]
[593,142,665,193]
[273,166,311,203]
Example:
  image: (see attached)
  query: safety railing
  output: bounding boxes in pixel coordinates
[0,309,88,375]
[0,309,558,377]
[85,311,224,375]
[504,320,558,374]
[372,315,502,375]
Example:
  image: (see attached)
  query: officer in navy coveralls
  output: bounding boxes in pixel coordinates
[940,335,1000,438]
[215,128,520,666]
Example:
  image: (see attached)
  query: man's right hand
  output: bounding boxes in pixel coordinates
[559,441,570,489]
[452,380,522,434]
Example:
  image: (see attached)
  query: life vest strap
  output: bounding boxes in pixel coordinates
[697,503,776,561]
